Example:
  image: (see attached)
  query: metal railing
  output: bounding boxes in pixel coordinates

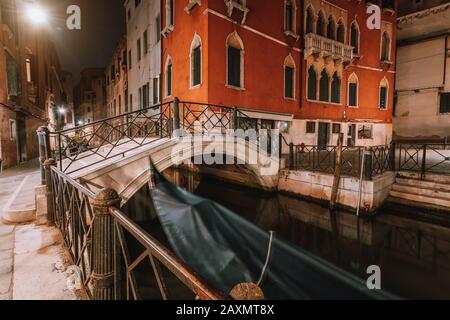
[284,143,394,180]
[49,99,259,175]
[396,143,450,177]
[47,163,226,300]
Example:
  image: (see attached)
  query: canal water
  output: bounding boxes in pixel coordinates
[127,168,450,299]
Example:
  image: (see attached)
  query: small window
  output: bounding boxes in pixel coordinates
[331,72,341,104]
[381,32,391,61]
[306,122,316,134]
[317,12,326,37]
[156,15,161,43]
[380,86,388,110]
[128,50,132,70]
[327,16,335,40]
[192,46,201,86]
[137,38,141,61]
[319,69,329,102]
[349,83,358,107]
[307,66,317,100]
[358,125,373,140]
[305,6,314,34]
[143,30,148,54]
[285,0,296,34]
[440,93,450,114]
[190,34,202,88]
[350,22,359,55]
[166,60,172,97]
[153,77,160,104]
[228,46,241,87]
[9,119,16,140]
[332,124,341,134]
[284,66,294,99]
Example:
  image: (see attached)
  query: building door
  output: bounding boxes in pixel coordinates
[318,123,330,150]
[260,120,275,155]
[347,124,356,147]
[17,119,26,163]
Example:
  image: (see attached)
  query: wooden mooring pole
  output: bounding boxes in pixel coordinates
[330,133,344,213]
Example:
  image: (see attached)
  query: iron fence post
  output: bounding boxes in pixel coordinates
[289,143,294,170]
[173,97,181,133]
[37,127,47,185]
[364,148,374,181]
[421,144,427,178]
[44,159,56,224]
[91,188,121,300]
[389,142,396,171]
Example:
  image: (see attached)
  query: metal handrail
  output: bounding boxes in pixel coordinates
[109,207,227,300]
[49,164,227,300]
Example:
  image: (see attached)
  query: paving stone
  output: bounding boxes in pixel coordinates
[0,225,14,236]
[0,250,13,261]
[0,234,14,251]
[0,271,12,294]
[0,259,13,274]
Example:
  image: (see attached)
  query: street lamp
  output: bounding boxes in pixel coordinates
[58,107,66,115]
[25,3,48,25]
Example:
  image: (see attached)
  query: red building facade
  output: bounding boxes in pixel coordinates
[162,0,397,147]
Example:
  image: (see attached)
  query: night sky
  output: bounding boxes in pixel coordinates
[39,0,125,84]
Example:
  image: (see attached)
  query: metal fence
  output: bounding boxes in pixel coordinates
[285,144,393,180]
[48,164,226,300]
[396,143,450,176]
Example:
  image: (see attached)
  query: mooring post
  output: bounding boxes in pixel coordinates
[173,97,181,133]
[289,143,294,170]
[91,188,121,300]
[44,159,56,224]
[364,149,374,181]
[330,133,344,212]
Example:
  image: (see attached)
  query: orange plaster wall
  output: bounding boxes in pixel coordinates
[163,0,397,124]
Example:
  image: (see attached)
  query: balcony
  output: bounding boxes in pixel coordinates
[304,33,353,65]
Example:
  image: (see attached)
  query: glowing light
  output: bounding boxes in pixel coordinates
[25,4,48,25]
[58,107,66,114]
[78,120,84,126]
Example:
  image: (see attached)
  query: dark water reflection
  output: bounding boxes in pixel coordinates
[159,168,450,299]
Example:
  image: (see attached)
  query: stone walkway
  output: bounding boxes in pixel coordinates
[0,160,85,300]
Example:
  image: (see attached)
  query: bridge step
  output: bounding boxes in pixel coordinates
[389,190,450,210]
[395,177,450,192]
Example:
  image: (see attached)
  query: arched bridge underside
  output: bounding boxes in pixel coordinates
[67,137,280,205]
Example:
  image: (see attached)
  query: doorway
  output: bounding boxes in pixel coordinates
[17,118,26,163]
[318,123,330,150]
[347,124,356,147]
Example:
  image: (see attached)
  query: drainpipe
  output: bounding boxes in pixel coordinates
[299,1,304,110]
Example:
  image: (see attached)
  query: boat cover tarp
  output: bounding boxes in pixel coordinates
[150,178,397,300]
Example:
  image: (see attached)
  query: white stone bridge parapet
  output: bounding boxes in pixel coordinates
[66,136,280,205]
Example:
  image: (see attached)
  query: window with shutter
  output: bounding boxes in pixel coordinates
[285,66,294,99]
[228,46,241,87]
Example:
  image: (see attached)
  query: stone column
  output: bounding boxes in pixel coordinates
[37,126,50,185]
[43,159,56,224]
[91,188,121,300]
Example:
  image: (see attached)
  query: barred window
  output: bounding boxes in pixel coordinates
[440,93,450,114]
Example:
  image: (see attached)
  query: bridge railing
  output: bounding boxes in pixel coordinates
[44,99,261,175]
[46,163,227,300]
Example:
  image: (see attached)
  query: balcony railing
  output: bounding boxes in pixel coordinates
[304,33,353,64]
